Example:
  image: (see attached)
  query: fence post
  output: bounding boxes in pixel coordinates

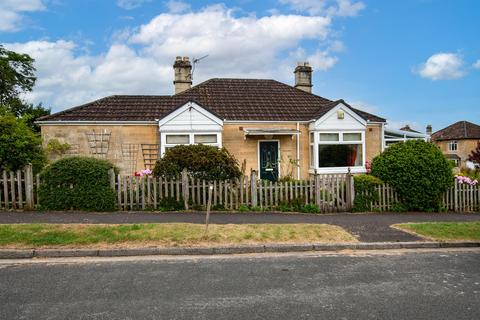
[108,168,115,190]
[181,168,189,210]
[24,165,34,210]
[346,168,354,211]
[251,170,258,208]
[454,180,458,212]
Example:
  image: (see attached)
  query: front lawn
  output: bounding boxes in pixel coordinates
[395,222,480,241]
[0,223,357,248]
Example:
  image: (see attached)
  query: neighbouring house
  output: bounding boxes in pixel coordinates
[37,56,424,180]
[431,121,480,168]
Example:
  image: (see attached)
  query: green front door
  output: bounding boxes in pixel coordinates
[259,141,279,181]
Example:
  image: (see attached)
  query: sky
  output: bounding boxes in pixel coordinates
[1,0,479,132]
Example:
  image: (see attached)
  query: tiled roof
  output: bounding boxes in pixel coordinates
[399,125,421,133]
[431,121,480,141]
[38,78,386,123]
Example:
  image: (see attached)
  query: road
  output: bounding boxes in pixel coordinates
[1,249,479,319]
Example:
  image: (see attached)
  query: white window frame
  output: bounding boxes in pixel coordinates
[309,130,366,174]
[448,140,458,152]
[160,132,222,156]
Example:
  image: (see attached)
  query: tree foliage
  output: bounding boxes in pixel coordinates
[38,157,118,211]
[0,45,50,132]
[0,45,36,106]
[153,144,242,181]
[0,115,46,172]
[352,174,383,212]
[371,140,453,211]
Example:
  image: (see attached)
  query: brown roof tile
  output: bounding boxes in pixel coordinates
[38,78,386,123]
[431,121,480,141]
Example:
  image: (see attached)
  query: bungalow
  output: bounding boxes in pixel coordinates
[431,121,480,168]
[37,56,416,180]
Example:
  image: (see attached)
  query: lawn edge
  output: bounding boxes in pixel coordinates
[1,241,479,259]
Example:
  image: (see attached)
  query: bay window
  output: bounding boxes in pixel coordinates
[310,131,365,173]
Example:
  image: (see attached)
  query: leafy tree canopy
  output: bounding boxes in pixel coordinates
[0,115,46,172]
[0,45,50,131]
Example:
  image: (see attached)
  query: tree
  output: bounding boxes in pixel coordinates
[0,45,36,105]
[0,45,50,132]
[0,115,46,172]
[153,144,242,181]
[468,141,480,164]
[371,140,453,211]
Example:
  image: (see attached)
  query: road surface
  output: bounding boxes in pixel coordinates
[1,249,479,319]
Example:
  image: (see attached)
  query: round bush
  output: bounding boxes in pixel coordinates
[153,144,242,181]
[371,140,453,211]
[38,157,118,211]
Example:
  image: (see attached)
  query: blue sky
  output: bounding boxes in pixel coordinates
[1,0,479,132]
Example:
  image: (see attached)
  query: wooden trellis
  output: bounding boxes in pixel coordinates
[85,130,111,158]
[121,144,139,174]
[141,144,159,169]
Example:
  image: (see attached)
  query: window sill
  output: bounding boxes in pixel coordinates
[309,167,366,174]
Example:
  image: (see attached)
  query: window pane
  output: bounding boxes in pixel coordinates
[194,134,217,144]
[166,134,189,144]
[318,144,362,167]
[343,133,362,141]
[310,132,314,143]
[319,133,339,141]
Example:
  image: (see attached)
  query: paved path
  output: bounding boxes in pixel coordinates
[1,249,479,319]
[1,211,479,242]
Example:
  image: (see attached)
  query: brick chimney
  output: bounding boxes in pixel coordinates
[173,56,192,94]
[294,62,313,93]
[426,125,432,136]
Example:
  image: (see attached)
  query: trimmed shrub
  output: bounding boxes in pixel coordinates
[352,174,383,212]
[153,144,242,181]
[371,140,453,211]
[38,157,117,211]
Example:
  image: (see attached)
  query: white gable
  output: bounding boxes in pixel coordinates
[309,103,366,130]
[158,101,223,132]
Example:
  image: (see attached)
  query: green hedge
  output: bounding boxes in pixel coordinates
[371,140,453,211]
[352,174,383,212]
[38,157,118,211]
[153,144,242,181]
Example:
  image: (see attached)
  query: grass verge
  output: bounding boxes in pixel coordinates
[394,222,480,241]
[0,223,357,249]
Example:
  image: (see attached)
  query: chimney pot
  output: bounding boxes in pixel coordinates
[294,61,313,93]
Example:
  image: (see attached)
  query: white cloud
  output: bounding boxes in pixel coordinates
[5,4,359,111]
[166,0,191,13]
[0,0,46,32]
[417,52,465,80]
[473,59,480,69]
[116,0,150,10]
[280,0,365,17]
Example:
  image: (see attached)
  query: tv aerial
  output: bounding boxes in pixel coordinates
[191,54,209,81]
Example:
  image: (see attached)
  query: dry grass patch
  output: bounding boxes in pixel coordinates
[0,223,357,249]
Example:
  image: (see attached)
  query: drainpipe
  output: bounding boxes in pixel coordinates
[296,122,300,180]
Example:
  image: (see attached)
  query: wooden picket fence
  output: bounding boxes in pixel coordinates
[366,181,480,212]
[1,166,479,213]
[0,165,37,210]
[112,171,354,213]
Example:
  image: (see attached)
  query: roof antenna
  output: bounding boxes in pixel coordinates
[191,54,209,82]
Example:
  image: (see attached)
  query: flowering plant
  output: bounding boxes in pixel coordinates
[365,161,372,174]
[135,169,153,177]
[455,175,478,186]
